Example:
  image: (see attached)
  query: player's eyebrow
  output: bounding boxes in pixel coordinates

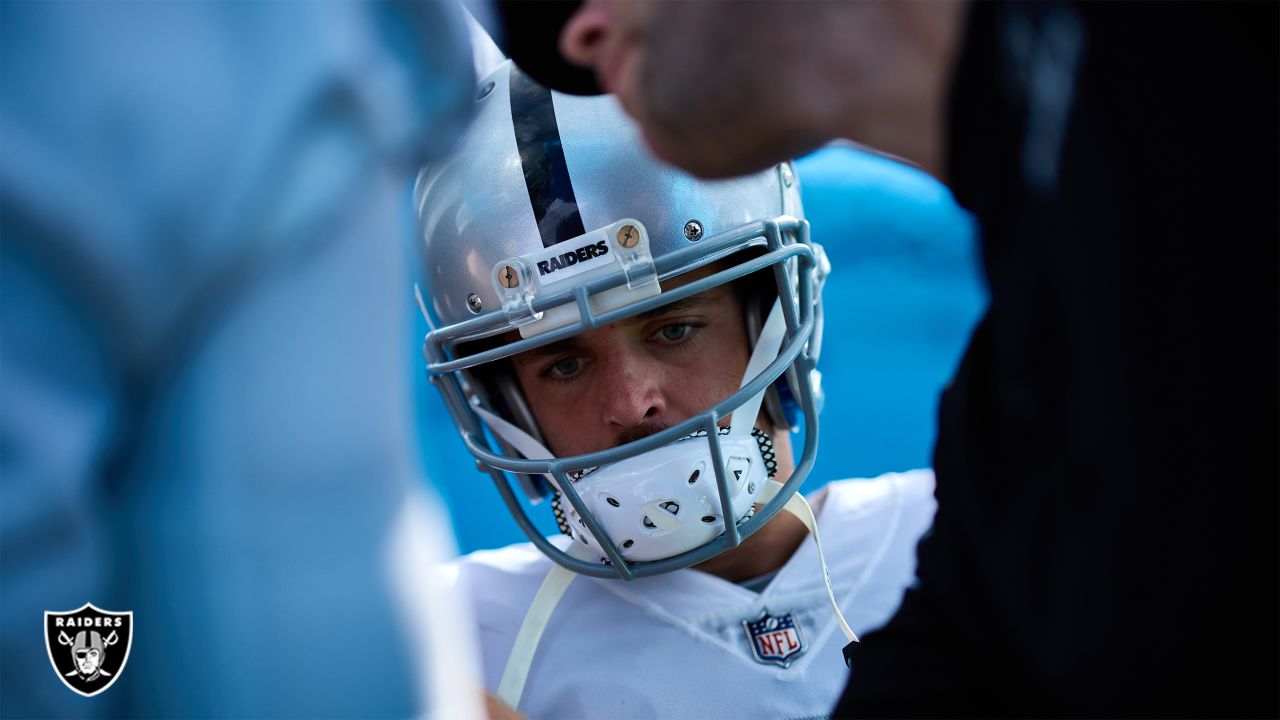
[632,291,719,323]
[517,290,723,360]
[519,336,583,360]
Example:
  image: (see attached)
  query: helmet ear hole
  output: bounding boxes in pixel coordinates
[701,515,717,524]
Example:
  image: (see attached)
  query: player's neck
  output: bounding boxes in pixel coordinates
[693,429,807,583]
[694,505,809,583]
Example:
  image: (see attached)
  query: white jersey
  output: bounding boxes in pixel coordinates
[450,470,936,720]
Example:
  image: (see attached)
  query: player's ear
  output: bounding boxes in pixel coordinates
[559,1,609,69]
[492,1,605,95]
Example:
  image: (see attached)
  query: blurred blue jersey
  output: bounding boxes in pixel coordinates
[1,2,481,717]
[416,144,986,553]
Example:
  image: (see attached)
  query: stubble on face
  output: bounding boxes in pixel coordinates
[511,276,750,459]
[507,263,805,581]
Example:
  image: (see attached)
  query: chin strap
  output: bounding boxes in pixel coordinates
[470,404,565,500]
[729,299,786,439]
[470,403,554,463]
[760,480,859,645]
[496,542,594,710]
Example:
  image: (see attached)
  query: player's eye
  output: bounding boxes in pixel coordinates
[662,324,689,341]
[545,356,582,380]
[655,322,697,344]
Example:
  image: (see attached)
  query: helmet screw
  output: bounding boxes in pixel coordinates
[780,163,795,188]
[683,219,704,241]
[466,293,483,313]
[497,265,520,289]
[748,482,756,494]
[616,224,640,248]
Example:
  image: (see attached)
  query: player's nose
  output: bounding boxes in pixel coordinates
[598,350,666,432]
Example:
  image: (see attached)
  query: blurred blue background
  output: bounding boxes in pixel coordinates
[1,2,485,716]
[413,145,988,554]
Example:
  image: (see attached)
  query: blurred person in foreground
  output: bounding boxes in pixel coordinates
[1,2,486,717]
[490,0,1279,716]
[416,62,938,718]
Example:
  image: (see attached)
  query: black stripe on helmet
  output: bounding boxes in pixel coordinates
[509,64,586,248]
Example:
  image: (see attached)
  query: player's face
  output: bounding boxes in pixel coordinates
[76,648,100,674]
[512,268,751,457]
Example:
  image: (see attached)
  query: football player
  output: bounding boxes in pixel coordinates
[415,62,935,719]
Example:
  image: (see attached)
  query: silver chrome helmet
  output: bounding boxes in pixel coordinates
[414,62,828,580]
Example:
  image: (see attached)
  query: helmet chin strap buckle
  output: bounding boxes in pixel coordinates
[842,640,858,670]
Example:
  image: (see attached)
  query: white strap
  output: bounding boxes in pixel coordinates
[729,299,787,439]
[472,403,554,461]
[496,542,595,709]
[471,403,563,494]
[414,283,433,328]
[761,480,859,644]
[475,395,584,710]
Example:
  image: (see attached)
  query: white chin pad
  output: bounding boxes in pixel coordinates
[562,430,769,562]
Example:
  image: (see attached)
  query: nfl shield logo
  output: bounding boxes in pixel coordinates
[743,608,807,667]
[44,603,133,697]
